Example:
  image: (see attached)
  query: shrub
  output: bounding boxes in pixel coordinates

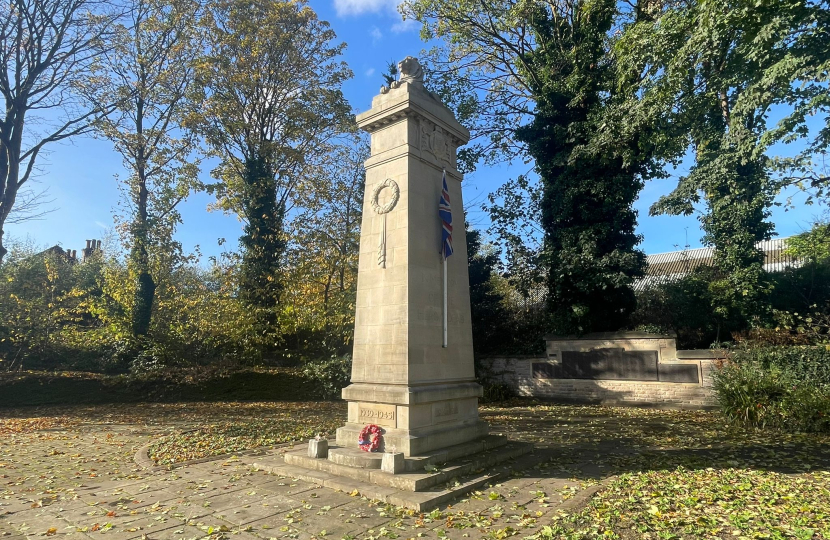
[712,345,830,432]
[302,354,352,399]
[632,267,747,349]
[480,382,516,403]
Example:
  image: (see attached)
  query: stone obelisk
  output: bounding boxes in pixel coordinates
[335,57,487,457]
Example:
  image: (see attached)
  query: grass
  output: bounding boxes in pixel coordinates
[555,467,830,539]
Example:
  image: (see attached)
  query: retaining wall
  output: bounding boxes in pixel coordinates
[480,349,723,409]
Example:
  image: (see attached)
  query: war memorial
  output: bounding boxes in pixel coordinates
[253,57,532,510]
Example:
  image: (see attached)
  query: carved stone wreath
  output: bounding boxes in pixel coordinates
[371,178,400,215]
[371,179,400,268]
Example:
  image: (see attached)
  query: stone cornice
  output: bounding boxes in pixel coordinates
[356,84,470,146]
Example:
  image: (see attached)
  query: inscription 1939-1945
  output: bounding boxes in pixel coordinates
[360,408,395,420]
[358,403,397,427]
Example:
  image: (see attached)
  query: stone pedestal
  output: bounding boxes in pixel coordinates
[381,452,405,474]
[308,438,328,459]
[335,57,487,456]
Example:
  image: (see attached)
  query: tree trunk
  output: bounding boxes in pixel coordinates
[130,195,155,337]
[0,227,7,266]
[130,93,155,337]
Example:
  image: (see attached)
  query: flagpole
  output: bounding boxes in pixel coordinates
[442,255,448,348]
[440,168,450,349]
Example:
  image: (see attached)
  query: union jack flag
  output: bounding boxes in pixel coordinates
[439,170,453,259]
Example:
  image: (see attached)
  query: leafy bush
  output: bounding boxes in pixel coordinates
[712,345,830,432]
[301,354,352,399]
[0,238,270,374]
[633,267,747,349]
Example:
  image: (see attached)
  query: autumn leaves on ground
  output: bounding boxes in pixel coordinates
[2,400,829,539]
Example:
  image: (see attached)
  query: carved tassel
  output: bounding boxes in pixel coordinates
[378,214,387,268]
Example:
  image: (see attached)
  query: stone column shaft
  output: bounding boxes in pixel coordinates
[335,67,487,456]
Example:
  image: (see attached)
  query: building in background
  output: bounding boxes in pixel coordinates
[636,238,801,291]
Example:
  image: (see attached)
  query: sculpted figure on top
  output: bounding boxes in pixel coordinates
[380,56,424,94]
[398,56,424,84]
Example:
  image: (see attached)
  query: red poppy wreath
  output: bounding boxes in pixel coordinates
[358,424,383,452]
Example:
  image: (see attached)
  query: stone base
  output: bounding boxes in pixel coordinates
[328,433,505,474]
[339,381,486,456]
[336,420,489,456]
[253,435,536,510]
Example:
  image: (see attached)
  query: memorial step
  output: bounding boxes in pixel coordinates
[251,442,541,511]
[327,434,509,472]
[277,439,531,493]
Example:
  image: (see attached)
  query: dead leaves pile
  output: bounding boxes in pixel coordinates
[0,416,77,436]
[3,399,830,539]
[484,401,830,540]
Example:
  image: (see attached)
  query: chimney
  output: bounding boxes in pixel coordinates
[82,239,102,262]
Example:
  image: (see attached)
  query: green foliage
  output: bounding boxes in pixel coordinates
[82,0,204,338]
[238,154,285,319]
[617,0,830,321]
[301,354,352,400]
[635,253,830,349]
[282,138,366,355]
[768,251,830,342]
[652,149,774,323]
[408,0,654,335]
[786,222,830,263]
[466,226,547,356]
[197,0,352,322]
[0,241,113,372]
[514,0,649,335]
[713,346,830,432]
[0,237,270,374]
[467,227,509,357]
[381,60,397,86]
[633,265,751,348]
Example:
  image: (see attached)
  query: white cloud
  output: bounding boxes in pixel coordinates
[332,0,399,17]
[390,18,417,33]
[95,220,108,229]
[365,68,376,77]
[370,26,382,44]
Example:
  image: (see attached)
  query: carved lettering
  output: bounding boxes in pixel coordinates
[433,401,459,419]
[359,408,396,420]
[357,403,397,428]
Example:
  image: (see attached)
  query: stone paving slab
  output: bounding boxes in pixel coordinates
[1,404,615,540]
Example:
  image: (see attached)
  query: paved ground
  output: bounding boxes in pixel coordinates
[0,404,603,540]
[5,402,828,540]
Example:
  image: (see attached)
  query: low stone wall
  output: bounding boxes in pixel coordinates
[480,349,724,409]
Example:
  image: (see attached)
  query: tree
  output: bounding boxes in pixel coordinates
[0,0,119,265]
[615,0,827,321]
[197,0,352,320]
[466,226,509,357]
[282,136,366,353]
[85,0,202,337]
[405,0,658,334]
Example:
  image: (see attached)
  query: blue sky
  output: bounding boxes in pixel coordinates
[7,0,824,260]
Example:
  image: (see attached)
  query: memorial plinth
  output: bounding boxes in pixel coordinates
[253,58,534,510]
[334,58,487,457]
